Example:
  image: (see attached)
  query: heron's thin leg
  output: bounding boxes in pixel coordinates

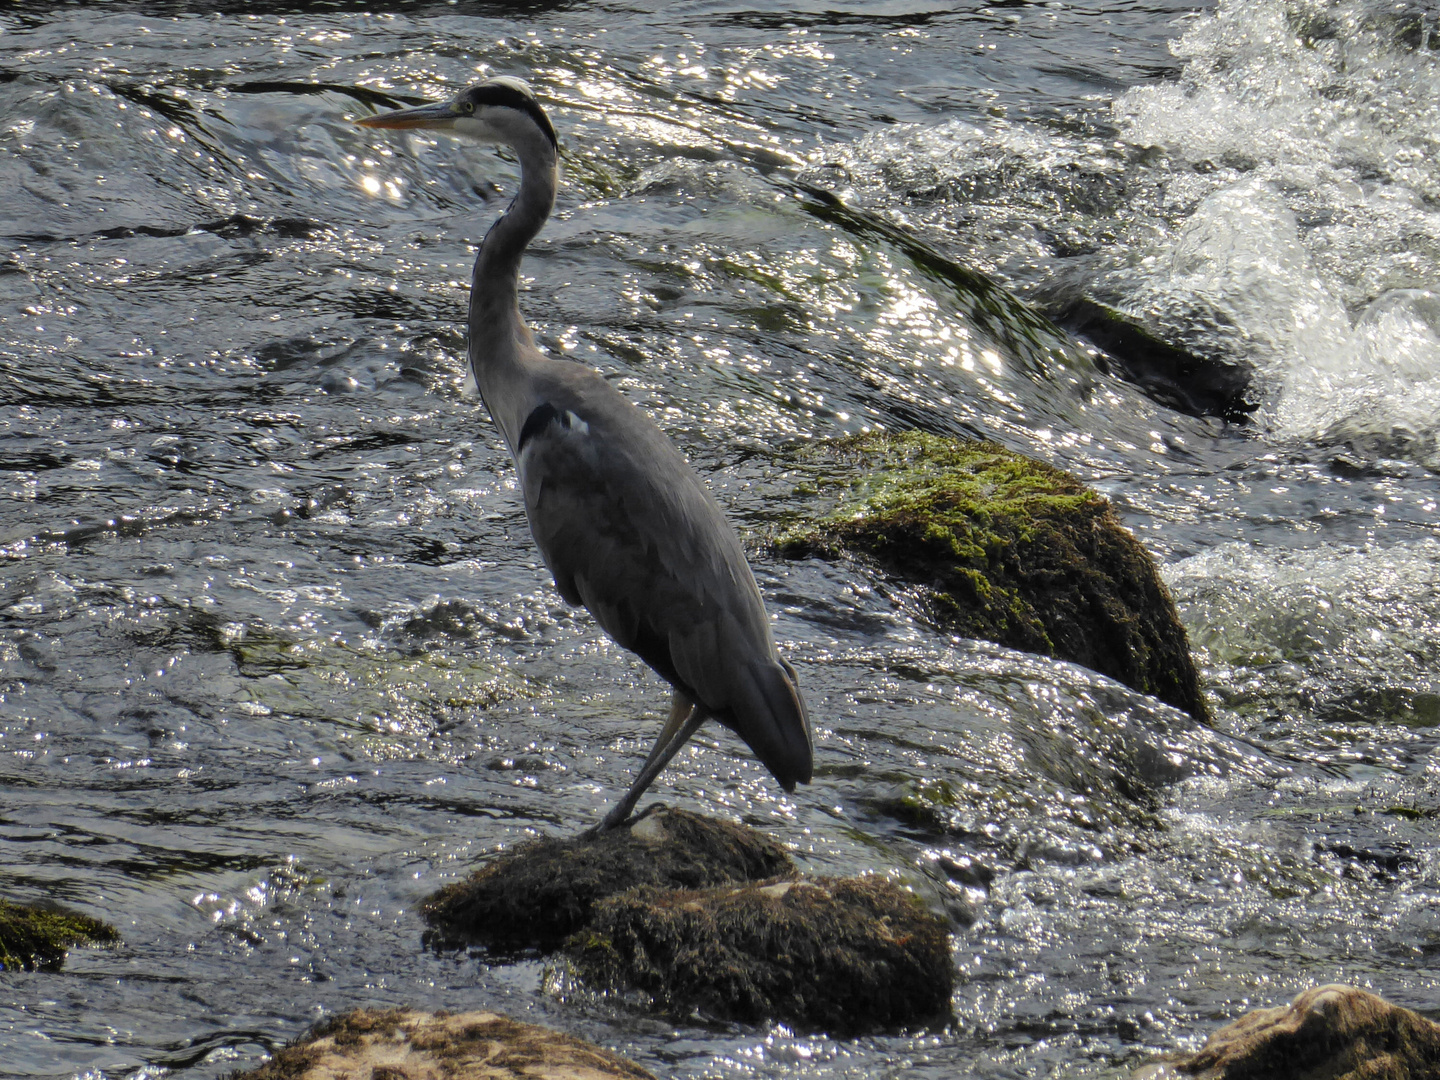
[592,700,706,833]
[634,689,695,776]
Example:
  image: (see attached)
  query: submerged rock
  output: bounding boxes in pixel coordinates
[776,432,1209,721]
[0,898,118,971]
[1153,984,1440,1080]
[566,876,953,1035]
[422,807,796,951]
[1056,297,1256,422]
[232,1007,654,1080]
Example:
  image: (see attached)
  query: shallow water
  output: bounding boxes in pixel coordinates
[2,1,1439,1077]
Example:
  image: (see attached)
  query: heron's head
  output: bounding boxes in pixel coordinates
[355,76,557,154]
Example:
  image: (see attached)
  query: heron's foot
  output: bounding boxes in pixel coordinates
[578,804,629,839]
[581,801,666,839]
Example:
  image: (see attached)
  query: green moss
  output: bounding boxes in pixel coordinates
[885,777,964,828]
[874,776,1004,835]
[0,899,118,971]
[873,766,1161,843]
[1381,805,1435,822]
[775,432,1209,721]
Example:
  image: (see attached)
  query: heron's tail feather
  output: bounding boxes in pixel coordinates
[727,658,813,791]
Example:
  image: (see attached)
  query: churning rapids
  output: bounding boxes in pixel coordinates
[2,0,1439,1076]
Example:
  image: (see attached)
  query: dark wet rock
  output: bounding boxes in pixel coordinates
[565,875,953,1035]
[424,808,954,1034]
[1289,1,1439,53]
[0,898,118,971]
[1315,838,1416,882]
[775,432,1210,721]
[230,1007,655,1080]
[1149,984,1440,1080]
[1055,297,1257,422]
[422,807,796,951]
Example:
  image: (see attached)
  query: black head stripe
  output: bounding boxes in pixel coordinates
[470,82,558,148]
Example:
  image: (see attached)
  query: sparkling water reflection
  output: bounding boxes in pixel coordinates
[3,1,1440,1078]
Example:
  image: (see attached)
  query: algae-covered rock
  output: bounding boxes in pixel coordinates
[423,809,954,1034]
[1153,984,1440,1080]
[0,898,118,971]
[566,876,952,1035]
[230,1007,655,1080]
[422,807,796,951]
[776,432,1209,721]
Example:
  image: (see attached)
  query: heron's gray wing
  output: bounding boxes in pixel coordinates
[508,369,812,786]
[515,395,762,691]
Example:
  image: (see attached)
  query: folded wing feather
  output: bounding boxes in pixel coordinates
[511,367,811,786]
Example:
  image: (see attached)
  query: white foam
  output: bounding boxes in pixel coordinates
[1114,0,1440,455]
[1164,538,1440,718]
[809,0,1440,459]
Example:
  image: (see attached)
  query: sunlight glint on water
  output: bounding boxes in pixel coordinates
[1,1,1440,1077]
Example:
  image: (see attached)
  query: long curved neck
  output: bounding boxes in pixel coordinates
[469,137,557,344]
[467,133,558,450]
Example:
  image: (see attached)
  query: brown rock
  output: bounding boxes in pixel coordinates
[422,806,796,951]
[230,1008,654,1080]
[566,875,954,1036]
[1166,984,1440,1080]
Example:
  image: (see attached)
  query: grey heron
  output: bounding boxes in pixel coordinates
[356,78,813,832]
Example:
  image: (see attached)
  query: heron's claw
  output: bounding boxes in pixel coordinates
[578,807,625,839]
[581,800,665,839]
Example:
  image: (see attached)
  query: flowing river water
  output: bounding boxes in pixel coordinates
[3,0,1439,1076]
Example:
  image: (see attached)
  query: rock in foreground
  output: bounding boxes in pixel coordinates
[776,432,1209,721]
[1164,984,1440,1080]
[422,807,796,951]
[0,898,118,972]
[566,876,954,1035]
[232,1008,654,1080]
[424,808,955,1035]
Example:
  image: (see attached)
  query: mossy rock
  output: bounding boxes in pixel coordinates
[775,432,1209,722]
[0,898,118,971]
[230,1007,655,1080]
[422,807,796,951]
[565,876,953,1036]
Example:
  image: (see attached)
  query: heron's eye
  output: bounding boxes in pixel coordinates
[461,100,475,114]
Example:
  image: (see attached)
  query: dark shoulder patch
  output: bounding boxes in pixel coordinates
[517,402,561,452]
[470,83,558,148]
